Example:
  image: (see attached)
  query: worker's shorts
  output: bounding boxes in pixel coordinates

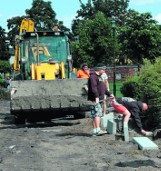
[110,100,127,114]
[90,103,103,118]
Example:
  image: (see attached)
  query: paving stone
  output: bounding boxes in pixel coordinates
[123,122,129,142]
[100,112,114,128]
[107,120,116,135]
[132,137,158,150]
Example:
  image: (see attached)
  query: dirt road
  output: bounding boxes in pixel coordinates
[0,100,161,171]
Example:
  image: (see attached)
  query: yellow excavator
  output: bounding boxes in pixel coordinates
[10,19,90,123]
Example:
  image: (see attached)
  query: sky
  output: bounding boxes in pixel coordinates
[0,0,161,31]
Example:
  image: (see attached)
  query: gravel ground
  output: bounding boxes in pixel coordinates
[0,100,161,171]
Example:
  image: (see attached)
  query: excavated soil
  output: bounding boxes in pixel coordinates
[0,100,161,171]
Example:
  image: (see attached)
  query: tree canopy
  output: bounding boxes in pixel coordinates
[0,60,11,73]
[25,0,57,31]
[71,0,161,67]
[7,0,70,47]
[118,10,161,64]
[121,58,161,129]
[0,26,10,60]
[72,12,119,68]
[0,0,161,68]
[72,0,129,34]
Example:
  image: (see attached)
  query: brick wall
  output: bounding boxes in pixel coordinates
[106,65,138,82]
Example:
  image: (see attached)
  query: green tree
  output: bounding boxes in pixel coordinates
[72,0,133,67]
[73,1,161,66]
[72,0,129,34]
[7,16,24,47]
[0,60,11,73]
[72,12,118,67]
[139,59,161,128]
[7,0,70,47]
[25,0,56,31]
[121,58,161,129]
[118,10,161,64]
[77,0,129,21]
[0,26,10,60]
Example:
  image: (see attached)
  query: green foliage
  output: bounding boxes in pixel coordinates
[120,80,140,98]
[0,77,5,87]
[7,0,70,47]
[118,10,161,64]
[74,0,129,30]
[72,12,118,67]
[120,75,140,98]
[0,26,10,60]
[0,60,11,73]
[25,0,56,31]
[0,87,10,99]
[7,16,24,47]
[121,58,161,129]
[138,58,161,128]
[73,0,161,67]
[110,82,123,97]
[138,58,161,100]
[0,73,10,99]
[72,0,130,67]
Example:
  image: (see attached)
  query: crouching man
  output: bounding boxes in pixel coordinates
[110,97,152,136]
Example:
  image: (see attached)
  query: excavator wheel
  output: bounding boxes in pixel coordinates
[14,113,26,125]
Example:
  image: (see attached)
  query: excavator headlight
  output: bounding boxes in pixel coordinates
[30,33,36,36]
[21,57,26,64]
[67,55,72,60]
[54,32,60,36]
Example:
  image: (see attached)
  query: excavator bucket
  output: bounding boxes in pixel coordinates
[10,78,92,115]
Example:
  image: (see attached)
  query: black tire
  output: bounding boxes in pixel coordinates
[15,114,26,125]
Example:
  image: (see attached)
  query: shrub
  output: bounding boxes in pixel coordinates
[0,78,5,87]
[0,60,11,73]
[120,58,161,129]
[0,88,10,99]
[138,58,161,129]
[120,75,140,98]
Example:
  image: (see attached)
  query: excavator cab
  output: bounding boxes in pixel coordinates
[14,31,73,80]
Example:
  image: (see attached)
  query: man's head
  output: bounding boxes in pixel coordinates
[94,63,106,75]
[81,63,88,71]
[142,103,148,111]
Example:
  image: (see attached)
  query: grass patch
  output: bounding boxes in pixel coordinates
[110,82,123,97]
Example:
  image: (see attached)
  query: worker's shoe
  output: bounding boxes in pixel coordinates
[91,130,97,136]
[92,133,97,136]
[96,129,107,136]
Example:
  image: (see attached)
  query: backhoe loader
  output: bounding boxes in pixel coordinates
[10,19,90,123]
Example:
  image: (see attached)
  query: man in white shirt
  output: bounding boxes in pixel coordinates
[101,72,110,115]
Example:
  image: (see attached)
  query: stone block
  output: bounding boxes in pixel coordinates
[100,117,106,128]
[100,112,114,128]
[107,120,116,135]
[132,137,158,150]
[123,122,129,142]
